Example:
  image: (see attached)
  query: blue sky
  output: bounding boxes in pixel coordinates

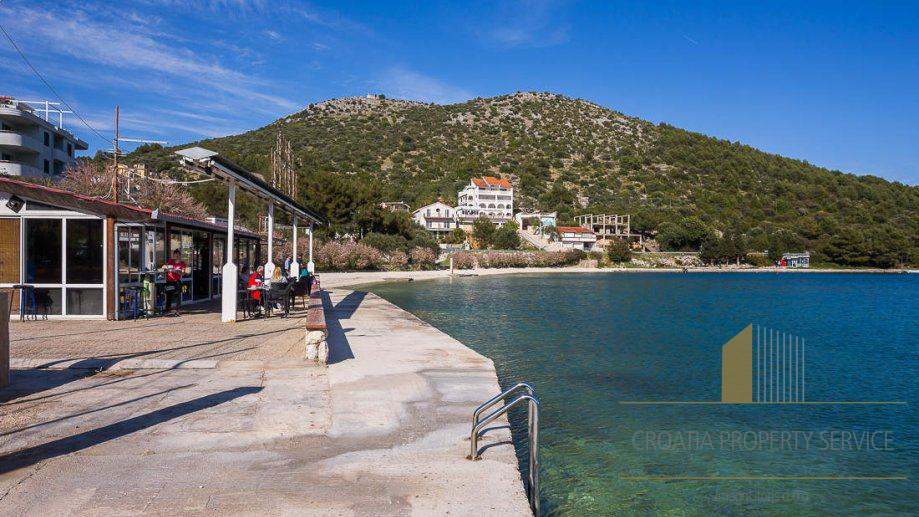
[2,0,917,184]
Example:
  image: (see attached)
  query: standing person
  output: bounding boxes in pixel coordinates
[283,256,292,277]
[163,249,186,316]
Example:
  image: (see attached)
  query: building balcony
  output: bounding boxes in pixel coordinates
[0,131,41,153]
[0,160,43,177]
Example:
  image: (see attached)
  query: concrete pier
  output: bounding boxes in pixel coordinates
[0,291,530,516]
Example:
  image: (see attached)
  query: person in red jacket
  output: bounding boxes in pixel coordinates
[248,265,265,301]
[163,249,187,316]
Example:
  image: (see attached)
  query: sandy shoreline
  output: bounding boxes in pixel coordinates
[320,266,907,289]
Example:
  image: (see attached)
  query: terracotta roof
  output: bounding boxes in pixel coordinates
[471,176,512,189]
[557,226,595,234]
[0,175,260,238]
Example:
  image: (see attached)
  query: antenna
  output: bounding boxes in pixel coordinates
[109,106,168,203]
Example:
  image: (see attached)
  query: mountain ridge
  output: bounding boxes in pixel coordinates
[127,91,918,267]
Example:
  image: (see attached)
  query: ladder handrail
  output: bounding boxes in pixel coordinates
[469,389,540,516]
[472,382,535,428]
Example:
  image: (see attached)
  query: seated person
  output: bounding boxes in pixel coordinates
[248,266,264,302]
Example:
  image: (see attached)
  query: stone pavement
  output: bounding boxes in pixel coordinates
[8,301,310,365]
[0,291,531,516]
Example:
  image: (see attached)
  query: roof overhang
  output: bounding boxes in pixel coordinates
[176,146,325,225]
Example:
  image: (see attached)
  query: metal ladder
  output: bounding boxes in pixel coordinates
[468,383,540,516]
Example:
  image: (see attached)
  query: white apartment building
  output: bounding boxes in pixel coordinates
[0,97,87,178]
[556,226,597,250]
[413,201,457,233]
[455,176,514,227]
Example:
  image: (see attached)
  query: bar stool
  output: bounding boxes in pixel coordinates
[13,284,37,321]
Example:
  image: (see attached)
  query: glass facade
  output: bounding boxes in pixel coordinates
[20,218,105,317]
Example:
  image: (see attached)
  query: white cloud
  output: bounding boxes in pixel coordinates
[0,3,296,111]
[263,30,283,42]
[374,67,473,105]
[476,0,570,48]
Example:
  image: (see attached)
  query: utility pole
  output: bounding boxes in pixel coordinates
[112,105,120,203]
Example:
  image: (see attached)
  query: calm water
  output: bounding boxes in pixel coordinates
[367,273,917,517]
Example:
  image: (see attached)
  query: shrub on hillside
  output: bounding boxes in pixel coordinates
[362,232,409,253]
[381,250,409,271]
[606,239,632,263]
[447,250,584,269]
[409,246,436,270]
[316,241,383,271]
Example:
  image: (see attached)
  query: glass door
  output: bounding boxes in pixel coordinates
[192,230,210,300]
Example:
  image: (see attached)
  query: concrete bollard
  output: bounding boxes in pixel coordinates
[1,293,9,389]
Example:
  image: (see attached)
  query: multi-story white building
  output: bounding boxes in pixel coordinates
[412,201,457,233]
[455,176,513,227]
[0,97,87,178]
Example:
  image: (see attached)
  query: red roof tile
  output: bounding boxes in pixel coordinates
[472,176,512,189]
[557,226,594,234]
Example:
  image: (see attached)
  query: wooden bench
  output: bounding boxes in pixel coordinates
[304,290,329,363]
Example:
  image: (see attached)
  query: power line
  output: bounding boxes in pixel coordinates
[0,21,112,147]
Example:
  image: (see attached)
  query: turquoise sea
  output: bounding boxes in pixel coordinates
[367,273,917,517]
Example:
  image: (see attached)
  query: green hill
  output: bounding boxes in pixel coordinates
[128,92,918,267]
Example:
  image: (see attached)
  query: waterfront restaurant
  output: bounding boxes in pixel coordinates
[0,176,263,319]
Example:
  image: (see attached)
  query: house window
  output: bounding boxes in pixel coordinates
[43,159,50,174]
[43,132,50,146]
[67,143,73,157]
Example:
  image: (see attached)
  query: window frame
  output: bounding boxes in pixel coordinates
[17,215,107,318]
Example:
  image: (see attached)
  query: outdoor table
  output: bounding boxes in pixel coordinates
[246,285,270,317]
[11,284,34,321]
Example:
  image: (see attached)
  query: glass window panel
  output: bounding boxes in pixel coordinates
[32,287,62,315]
[66,288,103,315]
[66,219,103,284]
[118,227,141,284]
[25,219,62,283]
[153,227,165,269]
[213,237,225,274]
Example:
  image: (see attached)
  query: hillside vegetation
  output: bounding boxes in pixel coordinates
[128,92,918,267]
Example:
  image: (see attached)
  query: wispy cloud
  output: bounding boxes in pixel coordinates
[0,3,297,111]
[474,0,570,48]
[263,30,283,42]
[373,67,473,105]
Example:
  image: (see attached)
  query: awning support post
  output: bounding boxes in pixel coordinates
[221,180,238,322]
[290,216,299,278]
[307,222,315,273]
[265,202,275,276]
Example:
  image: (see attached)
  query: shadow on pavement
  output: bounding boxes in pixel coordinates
[0,386,262,475]
[1,384,195,437]
[331,290,367,319]
[322,290,355,364]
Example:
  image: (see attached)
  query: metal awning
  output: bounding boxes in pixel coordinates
[176,146,325,225]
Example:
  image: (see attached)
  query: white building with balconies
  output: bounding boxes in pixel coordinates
[455,176,514,228]
[413,201,457,233]
[0,97,87,178]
